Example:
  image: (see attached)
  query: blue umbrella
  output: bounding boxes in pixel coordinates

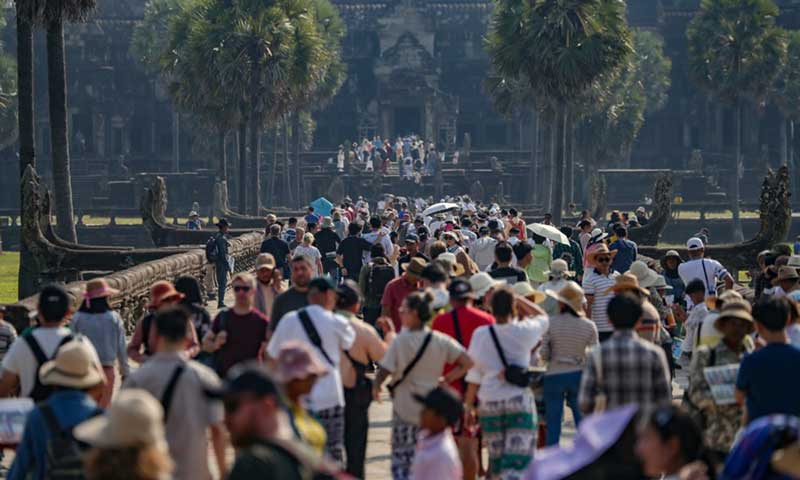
[310,197,334,217]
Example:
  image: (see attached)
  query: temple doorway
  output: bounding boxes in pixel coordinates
[394,107,422,136]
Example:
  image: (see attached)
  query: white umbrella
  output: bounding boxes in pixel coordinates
[423,202,460,217]
[528,223,569,245]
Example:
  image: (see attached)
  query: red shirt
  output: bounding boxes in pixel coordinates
[381,275,420,332]
[432,306,495,393]
[211,308,270,375]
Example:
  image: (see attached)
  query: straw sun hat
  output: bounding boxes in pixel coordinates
[39,340,106,390]
[546,281,586,316]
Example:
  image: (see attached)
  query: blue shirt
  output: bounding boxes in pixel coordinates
[304,214,320,226]
[9,390,101,480]
[609,239,638,274]
[736,343,800,422]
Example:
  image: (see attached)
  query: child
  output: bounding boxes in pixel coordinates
[680,279,708,360]
[410,386,464,480]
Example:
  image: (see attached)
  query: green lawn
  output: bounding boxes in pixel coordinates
[0,252,18,303]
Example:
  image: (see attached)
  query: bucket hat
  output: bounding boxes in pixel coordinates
[39,340,105,390]
[74,389,168,451]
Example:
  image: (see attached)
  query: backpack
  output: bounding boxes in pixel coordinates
[368,262,395,303]
[23,333,74,402]
[40,403,101,480]
[205,235,219,263]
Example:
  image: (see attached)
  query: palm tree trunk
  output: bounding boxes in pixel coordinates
[566,117,574,205]
[17,10,36,299]
[269,128,278,206]
[283,117,293,206]
[217,129,227,182]
[248,113,261,216]
[545,111,556,214]
[791,119,797,202]
[528,107,539,205]
[46,17,77,243]
[731,97,744,242]
[552,103,567,225]
[237,120,247,212]
[781,117,788,166]
[292,112,301,208]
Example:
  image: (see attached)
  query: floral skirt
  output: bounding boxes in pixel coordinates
[479,393,537,480]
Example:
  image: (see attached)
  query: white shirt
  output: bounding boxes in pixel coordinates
[682,303,709,353]
[411,429,462,480]
[470,237,498,272]
[267,305,355,411]
[459,229,477,247]
[2,327,100,397]
[788,324,800,347]
[678,258,729,301]
[465,316,549,402]
[362,230,394,264]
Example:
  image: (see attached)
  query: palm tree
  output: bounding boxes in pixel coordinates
[687,0,785,242]
[772,30,800,187]
[486,0,632,224]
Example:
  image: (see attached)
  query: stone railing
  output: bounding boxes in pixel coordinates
[5,231,263,333]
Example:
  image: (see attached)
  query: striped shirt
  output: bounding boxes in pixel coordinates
[582,270,618,333]
[540,313,598,375]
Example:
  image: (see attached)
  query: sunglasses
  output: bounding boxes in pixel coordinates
[233,285,252,293]
[596,256,611,263]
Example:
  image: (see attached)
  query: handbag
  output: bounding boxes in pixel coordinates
[488,326,543,389]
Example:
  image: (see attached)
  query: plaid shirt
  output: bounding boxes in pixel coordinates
[578,330,671,415]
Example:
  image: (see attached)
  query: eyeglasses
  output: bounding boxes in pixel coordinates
[233,286,252,293]
[596,256,611,263]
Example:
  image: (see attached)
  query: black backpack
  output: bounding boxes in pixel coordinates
[368,262,395,302]
[23,333,74,402]
[205,235,219,263]
[40,403,101,480]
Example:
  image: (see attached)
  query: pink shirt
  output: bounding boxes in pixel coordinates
[411,429,462,480]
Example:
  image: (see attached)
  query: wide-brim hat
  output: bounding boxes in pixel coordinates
[777,266,799,282]
[604,273,649,296]
[513,282,546,304]
[435,253,465,277]
[470,272,503,298]
[84,278,119,301]
[39,340,105,390]
[660,250,683,269]
[586,244,618,267]
[544,259,574,278]
[650,275,673,291]
[546,281,586,316]
[402,257,428,277]
[589,228,608,243]
[628,261,659,289]
[74,389,168,451]
[321,217,334,229]
[714,304,755,332]
[148,281,185,309]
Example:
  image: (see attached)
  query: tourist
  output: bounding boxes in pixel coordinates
[360,243,396,325]
[678,237,734,307]
[253,253,284,318]
[337,145,345,171]
[211,218,233,309]
[267,276,356,463]
[420,263,452,316]
[577,220,593,253]
[661,250,686,306]
[71,278,130,407]
[431,279,494,480]
[469,272,502,312]
[582,228,608,273]
[186,211,203,230]
[127,281,199,364]
[363,216,394,263]
[697,290,745,349]
[634,406,713,480]
[774,265,800,297]
[333,210,348,238]
[305,206,320,226]
[410,386,464,480]
[582,243,619,341]
[337,222,373,281]
[274,341,329,455]
[205,272,269,373]
[9,340,106,479]
[295,233,324,277]
[0,284,96,400]
[506,208,526,241]
[678,279,709,359]
[382,257,426,332]
[463,286,548,479]
[470,226,497,272]
[460,218,478,246]
[0,306,16,362]
[540,282,598,446]
[608,225,638,274]
[260,224,291,274]
[175,275,213,349]
[635,206,649,226]
[284,217,299,244]
[736,297,800,423]
[398,234,429,275]
[578,293,672,414]
[687,301,753,463]
[538,259,573,294]
[515,239,550,287]
[336,280,395,478]
[373,290,472,480]
[124,307,227,480]
[270,255,313,330]
[77,389,174,480]
[489,241,527,284]
[552,226,584,280]
[315,217,342,282]
[289,226,305,252]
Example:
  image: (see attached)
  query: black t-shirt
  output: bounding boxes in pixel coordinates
[489,266,528,285]
[398,252,430,274]
[313,228,341,256]
[337,236,372,276]
[260,237,291,269]
[228,440,307,480]
[269,288,309,331]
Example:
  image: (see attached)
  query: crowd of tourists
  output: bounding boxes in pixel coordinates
[2,195,800,480]
[333,135,457,179]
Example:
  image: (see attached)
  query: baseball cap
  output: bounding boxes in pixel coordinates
[38,284,71,322]
[687,237,705,250]
[413,386,463,426]
[448,279,475,300]
[405,233,419,244]
[255,253,276,271]
[309,276,337,292]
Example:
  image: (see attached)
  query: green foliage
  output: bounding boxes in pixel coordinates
[130,0,188,75]
[0,12,17,149]
[688,0,786,105]
[772,30,800,120]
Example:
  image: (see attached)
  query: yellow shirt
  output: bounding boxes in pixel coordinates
[290,402,327,455]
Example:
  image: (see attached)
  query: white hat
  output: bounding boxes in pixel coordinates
[39,340,105,390]
[788,255,800,268]
[469,272,502,298]
[545,259,574,277]
[628,261,659,289]
[74,389,169,451]
[686,237,705,250]
[589,228,608,243]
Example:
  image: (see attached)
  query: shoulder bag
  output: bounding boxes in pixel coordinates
[387,333,433,397]
[488,326,543,389]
